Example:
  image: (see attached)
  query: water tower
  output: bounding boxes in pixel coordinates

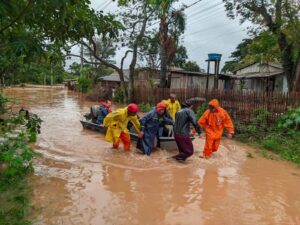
[206,53,222,89]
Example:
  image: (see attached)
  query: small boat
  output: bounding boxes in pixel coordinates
[80,106,194,151]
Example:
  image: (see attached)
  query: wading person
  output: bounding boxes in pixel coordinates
[96,100,112,125]
[137,102,174,156]
[103,104,140,151]
[170,101,202,162]
[198,99,234,159]
[162,93,181,121]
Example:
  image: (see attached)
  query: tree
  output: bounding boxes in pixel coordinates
[182,61,202,72]
[223,0,300,91]
[76,0,154,102]
[152,0,186,87]
[139,33,161,69]
[172,45,188,68]
[222,38,252,73]
[0,0,121,86]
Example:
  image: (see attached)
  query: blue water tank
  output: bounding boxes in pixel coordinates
[208,53,222,60]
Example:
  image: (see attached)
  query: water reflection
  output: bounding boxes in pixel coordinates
[4,87,300,225]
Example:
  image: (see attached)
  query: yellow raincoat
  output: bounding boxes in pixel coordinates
[103,107,140,142]
[162,99,181,121]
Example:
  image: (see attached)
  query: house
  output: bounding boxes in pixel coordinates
[230,63,288,92]
[99,70,129,89]
[133,68,160,88]
[99,68,227,91]
[168,69,226,90]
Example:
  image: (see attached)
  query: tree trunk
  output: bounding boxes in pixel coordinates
[293,55,300,92]
[117,69,128,103]
[278,32,294,91]
[128,6,148,102]
[159,16,168,88]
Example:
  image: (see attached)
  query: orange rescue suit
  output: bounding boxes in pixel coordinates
[197,99,234,158]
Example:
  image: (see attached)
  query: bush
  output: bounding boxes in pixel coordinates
[76,77,92,93]
[0,94,8,115]
[276,107,300,130]
[139,102,154,112]
[0,95,41,225]
[113,87,124,103]
[195,103,207,119]
[236,105,300,165]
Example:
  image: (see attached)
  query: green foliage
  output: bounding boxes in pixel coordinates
[113,87,125,103]
[76,77,92,93]
[242,31,282,65]
[195,103,207,119]
[276,107,300,130]
[0,0,123,86]
[222,38,251,73]
[0,94,8,115]
[0,94,41,224]
[182,60,202,72]
[0,115,38,180]
[223,0,300,89]
[237,106,300,165]
[138,102,154,113]
[172,45,188,68]
[26,116,42,142]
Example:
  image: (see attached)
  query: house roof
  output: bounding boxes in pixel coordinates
[169,69,231,79]
[233,62,283,73]
[234,71,284,79]
[233,62,284,79]
[100,70,129,82]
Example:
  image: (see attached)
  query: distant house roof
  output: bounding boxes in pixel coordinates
[100,70,129,82]
[233,62,284,79]
[169,69,231,79]
[233,62,283,72]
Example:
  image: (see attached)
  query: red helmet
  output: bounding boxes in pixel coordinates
[156,102,167,111]
[127,103,139,113]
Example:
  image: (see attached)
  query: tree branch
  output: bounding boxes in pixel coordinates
[65,54,103,65]
[0,0,33,34]
[121,50,133,69]
[275,0,283,26]
[246,2,275,32]
[79,40,120,72]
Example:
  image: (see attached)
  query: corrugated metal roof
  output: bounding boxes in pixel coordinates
[234,62,283,73]
[100,70,129,82]
[234,71,284,79]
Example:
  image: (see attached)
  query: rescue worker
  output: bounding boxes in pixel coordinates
[198,99,234,159]
[137,102,174,156]
[96,100,112,125]
[170,101,202,161]
[162,93,181,121]
[103,103,140,151]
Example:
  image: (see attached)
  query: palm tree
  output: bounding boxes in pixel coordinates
[154,0,186,88]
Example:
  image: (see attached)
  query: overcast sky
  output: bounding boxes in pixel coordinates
[68,0,250,72]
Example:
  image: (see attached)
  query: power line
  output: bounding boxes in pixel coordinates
[95,0,109,10]
[187,5,224,25]
[102,1,113,11]
[187,2,223,21]
[148,0,204,28]
[186,29,246,53]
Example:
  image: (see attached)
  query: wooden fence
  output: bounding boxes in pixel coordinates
[133,87,300,124]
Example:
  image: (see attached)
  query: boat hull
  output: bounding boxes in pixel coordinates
[80,119,194,151]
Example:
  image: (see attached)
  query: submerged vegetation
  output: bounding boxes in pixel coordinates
[0,93,41,224]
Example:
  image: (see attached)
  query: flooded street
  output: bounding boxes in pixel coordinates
[4,87,300,225]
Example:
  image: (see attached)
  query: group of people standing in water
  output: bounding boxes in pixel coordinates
[96,94,235,161]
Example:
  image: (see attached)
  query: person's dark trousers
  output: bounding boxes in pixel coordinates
[172,134,194,161]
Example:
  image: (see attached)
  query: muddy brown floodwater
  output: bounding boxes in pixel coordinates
[4,87,300,225]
